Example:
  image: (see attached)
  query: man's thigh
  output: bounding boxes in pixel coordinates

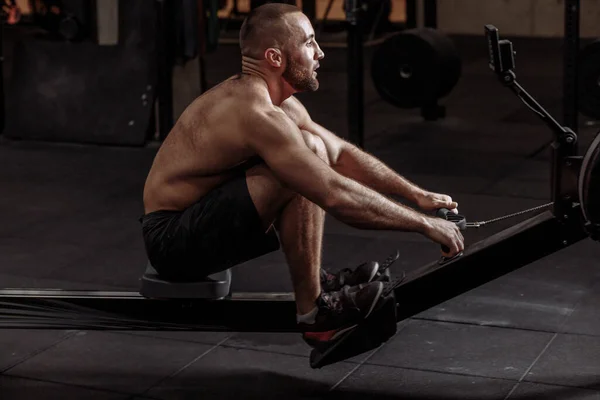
[178,171,281,277]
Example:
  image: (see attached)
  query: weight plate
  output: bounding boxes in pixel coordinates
[371,28,461,109]
[416,28,462,100]
[578,129,600,228]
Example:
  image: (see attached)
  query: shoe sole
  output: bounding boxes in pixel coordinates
[303,281,386,347]
[328,324,359,341]
[313,282,385,343]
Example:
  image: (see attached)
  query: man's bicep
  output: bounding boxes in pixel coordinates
[248,113,338,207]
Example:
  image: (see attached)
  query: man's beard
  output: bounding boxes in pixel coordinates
[282,55,319,92]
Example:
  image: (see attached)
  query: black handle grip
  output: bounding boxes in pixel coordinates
[436,208,467,230]
[436,208,451,219]
[436,208,467,254]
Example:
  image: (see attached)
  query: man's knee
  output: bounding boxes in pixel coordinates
[313,136,330,165]
[301,130,330,165]
[246,163,296,229]
[247,163,288,194]
[246,163,296,205]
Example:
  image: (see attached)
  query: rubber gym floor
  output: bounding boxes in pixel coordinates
[2,31,600,400]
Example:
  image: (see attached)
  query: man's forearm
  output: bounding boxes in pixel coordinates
[326,174,432,234]
[334,145,424,203]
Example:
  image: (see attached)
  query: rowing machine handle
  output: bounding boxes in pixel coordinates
[436,208,467,254]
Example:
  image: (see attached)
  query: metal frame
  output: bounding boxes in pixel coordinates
[345,0,365,148]
[155,0,175,140]
[563,0,580,134]
[0,15,4,134]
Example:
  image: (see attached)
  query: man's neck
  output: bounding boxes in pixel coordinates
[240,59,294,106]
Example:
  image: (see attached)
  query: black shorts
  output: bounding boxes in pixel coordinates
[139,173,281,281]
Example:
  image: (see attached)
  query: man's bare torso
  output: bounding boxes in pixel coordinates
[142,74,305,214]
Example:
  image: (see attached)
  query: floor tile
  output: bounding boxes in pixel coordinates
[39,239,149,289]
[6,331,215,395]
[525,334,600,390]
[120,330,233,346]
[0,237,93,277]
[0,272,114,290]
[330,364,515,399]
[561,280,600,336]
[222,331,312,357]
[145,346,357,399]
[418,239,600,331]
[0,330,74,372]
[508,382,600,400]
[0,374,130,400]
[366,319,554,380]
[230,250,292,292]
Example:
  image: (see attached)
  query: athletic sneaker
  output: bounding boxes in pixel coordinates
[320,261,380,292]
[299,281,385,351]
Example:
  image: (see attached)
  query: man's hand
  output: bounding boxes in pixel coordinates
[423,217,464,257]
[416,190,459,214]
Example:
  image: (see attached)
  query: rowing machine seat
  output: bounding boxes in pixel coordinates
[139,262,232,299]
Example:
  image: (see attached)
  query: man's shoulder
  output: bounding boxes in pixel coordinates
[244,105,291,129]
[280,95,307,112]
[280,96,310,127]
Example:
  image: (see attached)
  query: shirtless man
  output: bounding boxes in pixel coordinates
[140,3,464,348]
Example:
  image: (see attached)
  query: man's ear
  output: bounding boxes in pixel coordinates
[265,48,284,68]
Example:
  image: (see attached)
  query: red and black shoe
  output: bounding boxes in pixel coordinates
[299,281,384,353]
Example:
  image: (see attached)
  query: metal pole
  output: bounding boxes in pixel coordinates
[563,0,579,134]
[424,0,437,28]
[302,0,316,23]
[0,16,4,135]
[345,0,364,148]
[549,0,580,217]
[156,0,174,140]
[405,0,416,28]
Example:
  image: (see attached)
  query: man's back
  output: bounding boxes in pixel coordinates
[143,74,273,214]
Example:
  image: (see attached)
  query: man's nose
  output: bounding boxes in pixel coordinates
[316,46,324,60]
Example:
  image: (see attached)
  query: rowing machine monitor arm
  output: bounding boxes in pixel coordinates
[484,24,580,222]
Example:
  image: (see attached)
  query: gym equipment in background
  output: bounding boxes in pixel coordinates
[578,38,600,120]
[371,27,462,121]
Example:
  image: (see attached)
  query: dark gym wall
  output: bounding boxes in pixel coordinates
[4,0,157,146]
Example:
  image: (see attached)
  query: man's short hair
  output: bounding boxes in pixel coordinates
[239,3,302,59]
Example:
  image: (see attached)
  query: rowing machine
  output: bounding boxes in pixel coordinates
[0,25,598,370]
